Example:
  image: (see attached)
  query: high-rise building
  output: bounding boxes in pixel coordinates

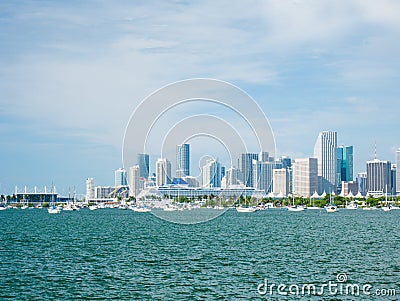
[202,159,221,188]
[357,172,367,196]
[396,149,400,195]
[239,153,259,187]
[176,144,190,178]
[366,159,392,196]
[156,158,171,186]
[137,153,150,179]
[281,156,292,169]
[273,168,289,196]
[253,160,274,193]
[225,167,240,187]
[129,165,140,197]
[337,145,353,181]
[115,168,127,187]
[86,178,95,200]
[293,158,318,197]
[391,164,396,196]
[314,131,337,194]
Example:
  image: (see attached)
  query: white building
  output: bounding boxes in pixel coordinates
[86,178,95,200]
[129,165,141,197]
[156,158,171,186]
[273,168,289,196]
[293,158,318,197]
[225,167,240,187]
[115,168,127,187]
[314,131,337,194]
[202,159,221,188]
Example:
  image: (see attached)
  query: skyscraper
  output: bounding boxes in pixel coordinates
[366,159,392,196]
[239,153,259,187]
[156,158,171,186]
[314,131,337,194]
[137,153,149,179]
[273,168,289,196]
[86,178,95,200]
[129,165,140,197]
[202,159,221,188]
[357,172,367,196]
[225,167,240,187]
[176,144,190,178]
[396,149,400,195]
[253,160,274,193]
[115,168,127,187]
[337,145,354,182]
[293,158,318,197]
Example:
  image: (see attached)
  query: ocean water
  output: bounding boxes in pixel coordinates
[0,208,399,300]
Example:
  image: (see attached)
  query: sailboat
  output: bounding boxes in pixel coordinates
[325,193,337,213]
[236,197,256,212]
[381,185,392,212]
[287,195,305,212]
[48,186,61,214]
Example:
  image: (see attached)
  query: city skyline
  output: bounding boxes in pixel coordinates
[1,1,400,194]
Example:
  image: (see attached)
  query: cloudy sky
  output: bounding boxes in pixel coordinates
[1,0,399,195]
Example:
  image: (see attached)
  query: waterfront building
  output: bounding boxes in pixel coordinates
[225,167,240,187]
[337,146,354,194]
[156,158,171,186]
[357,172,367,196]
[95,186,114,199]
[115,168,127,187]
[314,131,337,194]
[129,165,141,197]
[182,176,199,187]
[202,159,221,188]
[239,153,259,187]
[86,178,95,200]
[293,158,318,198]
[252,159,274,193]
[391,164,396,196]
[340,181,358,196]
[397,149,400,195]
[366,159,392,196]
[273,168,289,196]
[137,153,150,179]
[157,185,261,199]
[176,144,190,178]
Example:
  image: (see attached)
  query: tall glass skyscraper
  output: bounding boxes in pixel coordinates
[314,131,337,194]
[176,144,190,178]
[202,159,221,188]
[337,145,354,183]
[137,153,149,179]
[115,168,128,187]
[239,153,259,187]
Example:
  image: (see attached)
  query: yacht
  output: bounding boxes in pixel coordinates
[345,202,358,210]
[325,204,337,213]
[287,205,305,212]
[236,206,256,213]
[48,205,61,214]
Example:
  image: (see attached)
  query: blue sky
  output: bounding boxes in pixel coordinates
[1,1,399,195]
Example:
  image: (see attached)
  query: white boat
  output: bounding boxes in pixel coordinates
[236,206,256,213]
[325,205,337,213]
[132,207,151,212]
[21,205,29,210]
[214,206,225,210]
[163,206,177,211]
[307,206,320,210]
[345,203,358,210]
[89,205,98,210]
[48,205,61,214]
[0,206,7,211]
[287,205,305,212]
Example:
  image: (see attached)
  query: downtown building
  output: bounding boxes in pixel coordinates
[137,153,150,179]
[202,159,221,188]
[114,168,128,187]
[293,158,318,197]
[366,159,392,196]
[129,165,141,197]
[397,149,400,195]
[273,168,289,196]
[156,158,171,186]
[176,144,190,178]
[314,131,337,194]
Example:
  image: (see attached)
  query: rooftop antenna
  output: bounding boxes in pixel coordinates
[374,141,377,160]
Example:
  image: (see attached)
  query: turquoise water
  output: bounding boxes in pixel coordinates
[0,209,399,300]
